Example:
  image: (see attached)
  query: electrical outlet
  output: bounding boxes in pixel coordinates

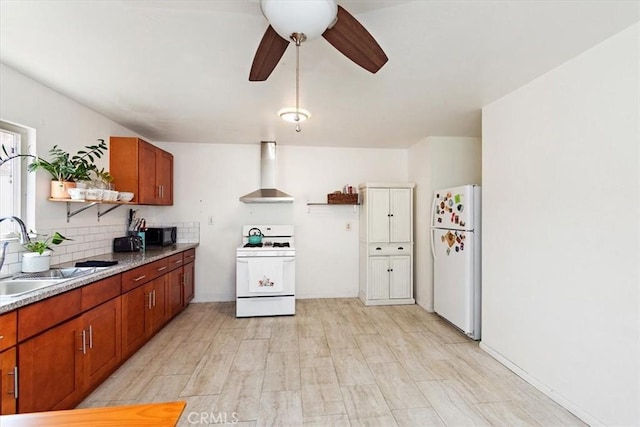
[345,222,352,231]
[208,216,214,225]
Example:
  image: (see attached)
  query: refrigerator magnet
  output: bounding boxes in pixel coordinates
[457,204,463,212]
[446,248,451,255]
[455,194,461,204]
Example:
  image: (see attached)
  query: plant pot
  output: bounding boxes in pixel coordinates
[50,180,76,199]
[22,250,52,273]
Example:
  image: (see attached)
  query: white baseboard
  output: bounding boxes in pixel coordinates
[479,342,603,427]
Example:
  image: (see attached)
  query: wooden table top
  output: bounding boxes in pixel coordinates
[0,401,186,427]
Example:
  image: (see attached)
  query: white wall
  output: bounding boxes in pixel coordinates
[0,64,137,230]
[481,23,639,426]
[145,142,408,302]
[408,137,481,311]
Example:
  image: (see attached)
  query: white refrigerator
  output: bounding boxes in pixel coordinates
[431,184,481,340]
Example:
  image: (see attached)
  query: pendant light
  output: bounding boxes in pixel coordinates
[278,33,310,132]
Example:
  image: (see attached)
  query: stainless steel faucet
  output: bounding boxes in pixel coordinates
[0,216,32,273]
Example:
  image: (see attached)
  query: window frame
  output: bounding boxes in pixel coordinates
[0,120,36,239]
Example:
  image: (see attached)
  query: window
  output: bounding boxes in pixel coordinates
[0,120,35,239]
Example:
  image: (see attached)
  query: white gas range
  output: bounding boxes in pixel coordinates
[236,225,295,317]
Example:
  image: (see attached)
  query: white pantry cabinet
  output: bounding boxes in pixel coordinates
[359,183,415,306]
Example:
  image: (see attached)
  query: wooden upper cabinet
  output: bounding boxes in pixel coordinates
[109,137,173,205]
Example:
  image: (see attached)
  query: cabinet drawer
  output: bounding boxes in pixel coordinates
[18,289,82,341]
[368,244,412,256]
[183,248,196,263]
[0,311,17,351]
[148,258,170,280]
[81,275,122,311]
[122,264,154,293]
[167,253,184,271]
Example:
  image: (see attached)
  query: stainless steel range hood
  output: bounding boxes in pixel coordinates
[240,141,294,203]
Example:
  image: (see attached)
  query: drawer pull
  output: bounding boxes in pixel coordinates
[398,247,404,250]
[375,247,382,251]
[133,274,147,282]
[174,259,183,264]
[157,266,167,272]
[0,335,3,340]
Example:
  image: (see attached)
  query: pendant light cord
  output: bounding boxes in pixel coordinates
[295,35,301,131]
[290,33,306,132]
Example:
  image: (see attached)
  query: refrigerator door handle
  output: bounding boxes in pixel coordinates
[430,194,438,228]
[430,228,437,260]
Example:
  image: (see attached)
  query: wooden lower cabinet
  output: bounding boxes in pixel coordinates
[122,284,149,358]
[18,317,84,413]
[18,298,122,413]
[8,248,196,414]
[183,261,195,306]
[167,268,183,319]
[1,347,17,414]
[121,276,166,358]
[83,298,122,389]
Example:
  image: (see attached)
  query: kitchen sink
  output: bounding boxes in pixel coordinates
[0,279,63,297]
[14,267,107,280]
[0,267,108,298]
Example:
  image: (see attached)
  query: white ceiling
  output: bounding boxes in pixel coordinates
[1,1,638,148]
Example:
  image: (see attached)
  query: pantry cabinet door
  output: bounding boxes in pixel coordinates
[368,188,391,243]
[389,188,412,243]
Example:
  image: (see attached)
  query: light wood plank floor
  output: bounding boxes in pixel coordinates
[79,299,586,426]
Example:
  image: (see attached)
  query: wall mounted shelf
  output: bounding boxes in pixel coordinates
[48,199,135,222]
[305,202,360,213]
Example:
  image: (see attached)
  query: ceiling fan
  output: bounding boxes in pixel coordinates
[249,0,388,81]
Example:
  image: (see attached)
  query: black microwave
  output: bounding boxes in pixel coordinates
[145,226,177,246]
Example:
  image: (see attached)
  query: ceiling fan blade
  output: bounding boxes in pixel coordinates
[322,5,388,74]
[249,25,289,81]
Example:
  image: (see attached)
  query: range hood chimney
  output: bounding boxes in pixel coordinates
[239,141,294,203]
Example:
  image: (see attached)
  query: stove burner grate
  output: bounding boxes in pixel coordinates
[242,242,291,248]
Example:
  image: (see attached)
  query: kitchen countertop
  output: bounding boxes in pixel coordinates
[0,243,198,314]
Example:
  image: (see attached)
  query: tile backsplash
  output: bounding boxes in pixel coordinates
[0,222,200,277]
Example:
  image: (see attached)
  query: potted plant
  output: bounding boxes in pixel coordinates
[21,231,73,273]
[28,139,108,198]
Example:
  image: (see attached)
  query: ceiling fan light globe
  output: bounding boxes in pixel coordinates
[278,107,311,123]
[261,0,338,41]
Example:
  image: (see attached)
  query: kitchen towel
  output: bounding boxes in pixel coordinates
[248,258,284,293]
[75,260,119,267]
